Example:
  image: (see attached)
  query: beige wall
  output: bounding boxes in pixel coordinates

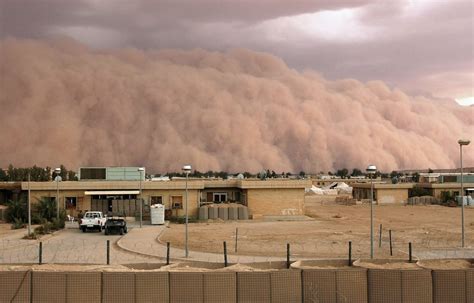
[376,189,408,204]
[246,188,304,216]
[29,190,90,216]
[353,187,408,204]
[141,189,200,217]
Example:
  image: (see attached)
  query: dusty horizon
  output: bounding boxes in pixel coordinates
[0,38,472,173]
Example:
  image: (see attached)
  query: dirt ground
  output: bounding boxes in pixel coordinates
[160,204,474,259]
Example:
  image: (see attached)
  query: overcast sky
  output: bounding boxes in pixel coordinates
[1,0,473,104]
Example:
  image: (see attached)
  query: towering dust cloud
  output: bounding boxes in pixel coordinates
[0,38,472,173]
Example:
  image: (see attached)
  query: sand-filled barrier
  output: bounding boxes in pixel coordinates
[354,259,431,303]
[1,259,473,302]
[417,259,474,303]
[294,259,368,303]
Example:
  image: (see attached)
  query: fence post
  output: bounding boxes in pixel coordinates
[348,241,352,266]
[235,228,238,253]
[408,242,412,263]
[106,240,110,265]
[379,224,382,248]
[223,241,228,267]
[286,243,290,269]
[39,242,42,265]
[166,242,170,265]
[389,230,393,256]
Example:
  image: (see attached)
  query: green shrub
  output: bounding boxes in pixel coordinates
[5,199,27,223]
[34,225,44,235]
[11,218,25,229]
[31,213,46,224]
[35,198,57,222]
[51,218,65,230]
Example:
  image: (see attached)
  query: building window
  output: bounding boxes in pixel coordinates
[213,193,227,203]
[151,196,163,205]
[171,196,183,209]
[66,197,77,209]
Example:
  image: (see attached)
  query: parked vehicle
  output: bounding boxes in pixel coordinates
[104,217,128,235]
[79,211,106,232]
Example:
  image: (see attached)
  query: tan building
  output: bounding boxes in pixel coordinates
[417,182,474,200]
[352,183,414,204]
[20,179,311,219]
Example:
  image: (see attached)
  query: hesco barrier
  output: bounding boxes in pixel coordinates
[0,260,473,303]
[355,259,432,303]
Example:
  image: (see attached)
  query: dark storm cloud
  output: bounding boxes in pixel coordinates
[0,0,472,98]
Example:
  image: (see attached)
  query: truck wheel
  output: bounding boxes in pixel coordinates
[105,228,109,235]
[120,228,124,235]
[81,227,86,233]
[124,227,128,234]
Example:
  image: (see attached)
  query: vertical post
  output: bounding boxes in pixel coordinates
[166,242,170,265]
[106,240,110,265]
[39,242,42,265]
[28,172,31,236]
[460,144,465,248]
[408,242,412,263]
[348,241,352,266]
[370,176,374,259]
[56,176,60,220]
[185,172,189,258]
[286,243,290,269]
[235,228,238,253]
[389,230,393,256]
[223,241,228,267]
[139,170,143,228]
[378,224,382,248]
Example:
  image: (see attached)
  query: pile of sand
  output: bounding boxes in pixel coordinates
[417,259,472,269]
[291,260,352,269]
[353,260,420,269]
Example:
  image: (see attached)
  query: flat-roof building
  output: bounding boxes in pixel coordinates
[19,179,311,219]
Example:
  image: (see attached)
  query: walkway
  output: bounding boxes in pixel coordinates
[117,225,285,263]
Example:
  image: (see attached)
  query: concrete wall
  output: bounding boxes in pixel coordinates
[141,189,200,217]
[376,188,409,204]
[27,189,201,217]
[246,188,304,216]
[353,187,409,204]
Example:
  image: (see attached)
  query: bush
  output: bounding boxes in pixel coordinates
[51,218,65,230]
[33,225,45,235]
[5,199,27,223]
[11,218,25,229]
[35,198,57,222]
[31,213,46,224]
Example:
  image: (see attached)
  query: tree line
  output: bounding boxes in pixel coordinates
[0,164,77,181]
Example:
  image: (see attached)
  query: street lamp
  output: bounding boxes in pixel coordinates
[182,164,192,258]
[458,139,470,248]
[138,167,145,228]
[54,167,61,219]
[366,164,377,259]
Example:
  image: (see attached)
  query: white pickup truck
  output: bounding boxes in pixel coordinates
[79,211,107,232]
